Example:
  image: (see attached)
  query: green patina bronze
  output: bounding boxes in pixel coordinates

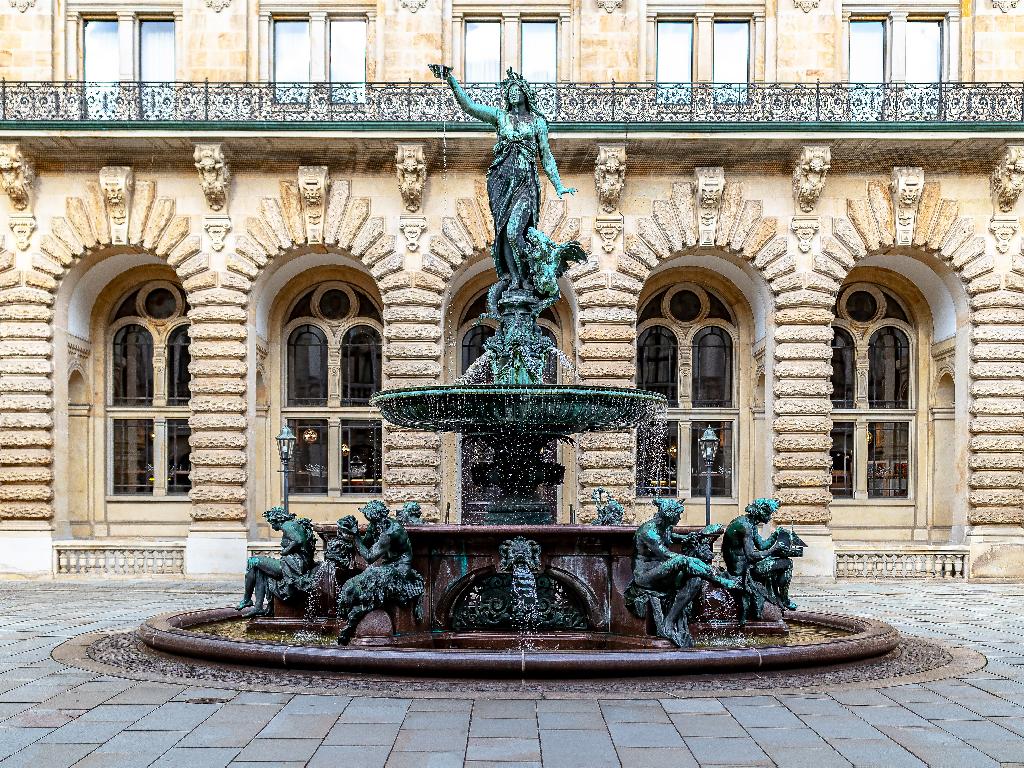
[236,507,317,617]
[721,498,805,622]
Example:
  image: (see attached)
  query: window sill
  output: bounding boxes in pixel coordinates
[830,498,915,506]
[105,495,191,502]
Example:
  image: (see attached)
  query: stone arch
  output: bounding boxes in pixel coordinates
[820,179,1023,527]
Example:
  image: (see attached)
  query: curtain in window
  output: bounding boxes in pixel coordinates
[287,324,328,406]
[111,324,154,406]
[84,20,119,119]
[140,21,175,119]
[330,20,367,103]
[521,22,557,83]
[637,326,678,405]
[465,22,501,83]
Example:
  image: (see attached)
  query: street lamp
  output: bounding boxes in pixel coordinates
[275,424,297,516]
[698,426,720,527]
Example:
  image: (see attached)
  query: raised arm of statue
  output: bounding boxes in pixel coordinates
[430,64,500,126]
[537,119,576,199]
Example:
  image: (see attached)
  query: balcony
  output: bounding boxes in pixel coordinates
[1,80,1024,130]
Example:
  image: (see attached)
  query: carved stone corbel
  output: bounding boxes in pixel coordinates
[992,146,1024,214]
[790,216,820,255]
[9,214,36,251]
[298,166,330,244]
[0,143,34,212]
[399,215,427,252]
[99,166,134,245]
[891,167,924,247]
[595,144,626,214]
[395,144,427,213]
[695,167,725,247]
[194,144,230,212]
[990,215,1019,255]
[594,217,623,254]
[792,146,830,213]
[204,215,232,252]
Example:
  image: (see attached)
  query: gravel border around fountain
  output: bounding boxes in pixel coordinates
[52,624,984,699]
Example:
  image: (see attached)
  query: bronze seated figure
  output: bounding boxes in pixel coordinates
[236,507,316,617]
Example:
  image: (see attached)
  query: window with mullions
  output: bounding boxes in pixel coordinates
[111,325,154,406]
[636,418,679,497]
[166,418,192,494]
[867,421,910,498]
[465,21,502,82]
[830,422,855,498]
[461,325,495,377]
[287,419,329,494]
[287,325,329,407]
[330,19,368,103]
[689,421,733,497]
[340,325,382,406]
[868,326,910,409]
[637,326,679,406]
[712,21,749,105]
[692,327,732,407]
[341,420,382,494]
[112,419,154,495]
[167,325,191,406]
[521,21,557,83]
[831,327,856,408]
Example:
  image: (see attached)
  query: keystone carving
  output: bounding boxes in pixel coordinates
[597,0,622,11]
[8,214,36,251]
[594,215,623,253]
[891,167,924,246]
[194,144,230,211]
[695,167,725,247]
[792,146,830,213]
[992,146,1024,213]
[0,144,34,212]
[790,216,820,254]
[396,144,427,213]
[399,215,427,252]
[595,144,626,214]
[993,0,1018,10]
[990,215,1019,255]
[204,215,232,252]
[99,166,134,244]
[298,165,330,244]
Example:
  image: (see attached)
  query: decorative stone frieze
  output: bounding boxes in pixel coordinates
[399,215,427,252]
[792,146,830,213]
[596,0,622,11]
[992,146,1024,214]
[595,217,623,254]
[8,215,36,252]
[595,145,626,214]
[194,144,230,211]
[396,144,427,213]
[204,215,232,252]
[98,166,134,245]
[891,167,924,246]
[399,0,428,11]
[695,167,725,247]
[794,0,819,9]
[8,0,37,11]
[205,0,231,9]
[297,166,330,244]
[990,216,1019,255]
[791,216,820,254]
[0,144,34,212]
[992,0,1018,11]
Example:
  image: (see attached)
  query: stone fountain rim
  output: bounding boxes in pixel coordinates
[138,608,901,679]
[370,383,669,402]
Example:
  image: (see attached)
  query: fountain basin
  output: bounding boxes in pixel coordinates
[370,384,667,436]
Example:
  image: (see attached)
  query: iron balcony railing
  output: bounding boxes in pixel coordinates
[2,80,1024,126]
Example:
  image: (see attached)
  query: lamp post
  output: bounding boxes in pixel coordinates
[698,426,720,527]
[275,424,297,516]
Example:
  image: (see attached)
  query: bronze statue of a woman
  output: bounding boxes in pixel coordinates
[431,64,586,384]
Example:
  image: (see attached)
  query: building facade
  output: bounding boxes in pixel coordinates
[1,0,1023,578]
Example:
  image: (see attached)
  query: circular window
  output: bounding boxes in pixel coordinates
[319,289,351,321]
[143,288,178,320]
[669,290,702,323]
[846,290,878,323]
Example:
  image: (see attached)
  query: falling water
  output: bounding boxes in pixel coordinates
[547,348,581,383]
[509,563,540,678]
[456,352,493,384]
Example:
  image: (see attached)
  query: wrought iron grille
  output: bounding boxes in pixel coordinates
[2,81,1024,125]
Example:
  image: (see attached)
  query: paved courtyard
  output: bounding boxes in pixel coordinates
[1,580,1023,767]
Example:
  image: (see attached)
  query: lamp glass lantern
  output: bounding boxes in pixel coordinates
[698,426,719,467]
[276,425,297,463]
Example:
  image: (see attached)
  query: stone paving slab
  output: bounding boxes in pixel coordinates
[0,581,1023,766]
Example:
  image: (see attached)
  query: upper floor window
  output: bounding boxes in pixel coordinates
[82,17,176,83]
[847,13,951,85]
[712,21,749,84]
[330,19,368,83]
[140,20,175,82]
[868,326,911,409]
[656,22,693,85]
[274,20,310,82]
[465,21,501,82]
[638,326,679,405]
[83,20,119,82]
[521,21,557,83]
[906,20,942,83]
[849,19,885,83]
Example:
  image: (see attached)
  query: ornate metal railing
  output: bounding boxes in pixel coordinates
[2,80,1024,126]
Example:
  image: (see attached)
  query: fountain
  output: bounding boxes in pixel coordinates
[138,66,901,678]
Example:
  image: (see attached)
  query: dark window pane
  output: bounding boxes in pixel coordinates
[287,418,328,494]
[868,326,911,408]
[831,327,856,408]
[167,325,191,406]
[637,326,678,405]
[114,290,140,320]
[288,290,314,323]
[846,290,878,322]
[669,289,701,322]
[461,325,495,376]
[690,421,732,497]
[112,419,154,495]
[111,324,154,406]
[341,325,382,405]
[867,421,910,498]
[639,289,668,322]
[707,293,733,322]
[319,288,351,320]
[692,326,732,407]
[636,418,678,496]
[144,287,177,319]
[166,418,192,494]
[287,324,328,407]
[541,326,558,384]
[830,422,855,498]
[883,292,910,322]
[341,419,382,494]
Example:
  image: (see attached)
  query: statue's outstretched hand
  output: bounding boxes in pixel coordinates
[428,64,453,80]
[556,186,577,199]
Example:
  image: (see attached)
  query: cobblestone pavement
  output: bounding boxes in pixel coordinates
[1,580,1024,767]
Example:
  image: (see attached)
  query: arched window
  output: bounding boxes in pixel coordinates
[541,326,558,384]
[868,326,910,409]
[691,326,732,407]
[166,325,191,406]
[341,324,382,405]
[111,324,154,406]
[287,324,329,407]
[461,325,495,376]
[637,326,678,405]
[830,327,856,408]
